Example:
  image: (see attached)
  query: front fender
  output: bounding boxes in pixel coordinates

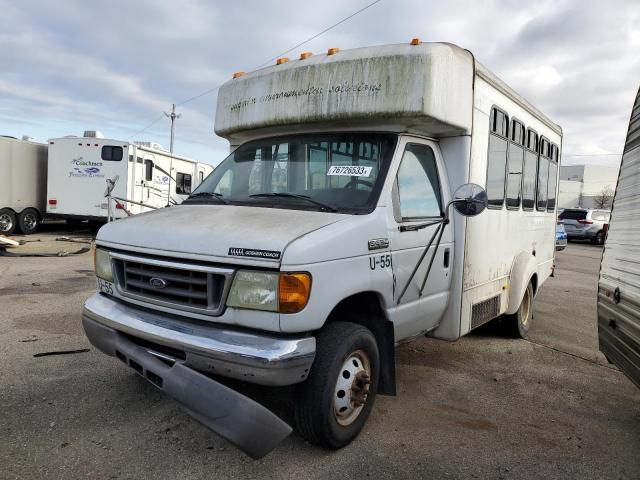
[506,252,537,315]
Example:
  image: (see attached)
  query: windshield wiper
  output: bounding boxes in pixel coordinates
[249,192,338,212]
[187,191,228,204]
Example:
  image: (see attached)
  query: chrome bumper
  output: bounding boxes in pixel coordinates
[82,293,316,386]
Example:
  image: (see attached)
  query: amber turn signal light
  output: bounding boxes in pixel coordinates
[279,272,312,314]
[410,38,422,45]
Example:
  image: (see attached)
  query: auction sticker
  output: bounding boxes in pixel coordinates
[327,165,372,176]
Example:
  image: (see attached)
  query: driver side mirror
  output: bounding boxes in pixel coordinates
[450,183,488,217]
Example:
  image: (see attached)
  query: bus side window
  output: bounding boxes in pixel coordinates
[547,144,559,212]
[506,119,525,209]
[537,138,551,211]
[522,129,538,211]
[486,107,509,208]
[144,160,154,181]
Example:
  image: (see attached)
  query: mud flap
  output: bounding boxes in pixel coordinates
[83,316,292,459]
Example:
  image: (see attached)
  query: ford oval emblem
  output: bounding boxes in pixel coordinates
[149,277,167,289]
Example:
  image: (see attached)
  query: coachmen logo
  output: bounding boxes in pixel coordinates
[149,277,168,289]
[228,247,281,260]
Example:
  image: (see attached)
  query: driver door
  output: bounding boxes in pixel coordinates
[388,138,453,340]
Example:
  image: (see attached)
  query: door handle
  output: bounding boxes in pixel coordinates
[443,248,450,268]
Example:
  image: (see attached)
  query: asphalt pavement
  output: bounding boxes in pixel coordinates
[1,233,638,479]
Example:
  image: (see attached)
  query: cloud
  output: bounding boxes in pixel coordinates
[0,0,638,168]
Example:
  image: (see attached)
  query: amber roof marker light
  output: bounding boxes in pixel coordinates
[327,47,340,55]
[276,57,289,65]
[299,51,313,60]
[232,71,246,79]
[410,38,422,45]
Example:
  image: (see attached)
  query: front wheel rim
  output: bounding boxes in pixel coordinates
[521,288,532,328]
[0,213,13,232]
[333,350,371,426]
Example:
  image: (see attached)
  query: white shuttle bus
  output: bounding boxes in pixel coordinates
[82,41,562,458]
[47,131,213,223]
[0,135,48,234]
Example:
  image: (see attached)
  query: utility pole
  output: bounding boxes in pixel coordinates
[164,104,182,206]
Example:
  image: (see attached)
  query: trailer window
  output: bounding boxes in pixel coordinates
[176,172,192,194]
[396,144,442,219]
[144,160,154,181]
[522,129,538,211]
[101,145,123,161]
[506,120,525,209]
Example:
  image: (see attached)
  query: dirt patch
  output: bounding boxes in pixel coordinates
[12,312,83,336]
[0,276,95,297]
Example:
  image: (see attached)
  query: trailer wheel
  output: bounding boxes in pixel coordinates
[294,321,379,449]
[17,208,40,235]
[0,208,17,235]
[501,282,534,338]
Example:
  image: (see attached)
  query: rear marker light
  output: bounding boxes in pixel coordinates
[48,199,57,209]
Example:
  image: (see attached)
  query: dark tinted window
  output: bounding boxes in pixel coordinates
[176,172,192,194]
[522,150,537,211]
[527,129,538,151]
[487,134,508,208]
[559,209,587,220]
[144,160,154,181]
[101,145,123,161]
[511,120,525,145]
[506,142,524,209]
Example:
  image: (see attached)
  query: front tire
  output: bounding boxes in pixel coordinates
[0,208,17,235]
[501,283,534,338]
[593,230,605,245]
[17,208,40,234]
[294,321,379,449]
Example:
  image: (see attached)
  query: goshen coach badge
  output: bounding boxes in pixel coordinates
[228,247,281,260]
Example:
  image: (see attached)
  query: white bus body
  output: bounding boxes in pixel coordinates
[83,42,562,457]
[0,135,48,234]
[46,134,212,221]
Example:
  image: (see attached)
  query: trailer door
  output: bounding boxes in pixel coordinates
[388,138,453,340]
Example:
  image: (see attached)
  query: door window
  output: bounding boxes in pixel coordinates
[176,172,192,194]
[144,160,154,181]
[396,144,442,220]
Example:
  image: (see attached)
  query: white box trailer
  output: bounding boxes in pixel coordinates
[0,135,48,234]
[598,84,640,388]
[46,132,213,222]
[83,41,562,457]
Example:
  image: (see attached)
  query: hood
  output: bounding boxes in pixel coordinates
[96,204,348,265]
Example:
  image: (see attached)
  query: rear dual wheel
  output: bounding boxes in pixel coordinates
[0,208,17,235]
[18,208,40,234]
[294,321,379,449]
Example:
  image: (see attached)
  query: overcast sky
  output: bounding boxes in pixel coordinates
[1,0,638,167]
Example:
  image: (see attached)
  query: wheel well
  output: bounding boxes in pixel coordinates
[325,292,396,396]
[530,273,538,296]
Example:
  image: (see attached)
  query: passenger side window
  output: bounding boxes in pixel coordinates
[537,138,550,211]
[522,129,538,211]
[506,120,525,209]
[144,160,154,181]
[486,107,509,208]
[101,145,123,161]
[396,144,442,219]
[176,172,192,195]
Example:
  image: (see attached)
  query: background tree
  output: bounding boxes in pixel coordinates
[594,186,614,209]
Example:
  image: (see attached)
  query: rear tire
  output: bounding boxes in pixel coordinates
[0,208,17,235]
[593,231,605,245]
[17,208,40,235]
[500,283,534,338]
[294,321,379,449]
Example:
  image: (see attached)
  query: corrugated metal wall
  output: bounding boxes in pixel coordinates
[598,85,640,388]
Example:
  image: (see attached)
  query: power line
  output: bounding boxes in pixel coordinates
[126,0,384,139]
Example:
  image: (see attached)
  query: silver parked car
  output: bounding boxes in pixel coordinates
[559,208,610,245]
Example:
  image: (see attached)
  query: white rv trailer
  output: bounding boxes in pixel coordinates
[0,135,48,234]
[598,84,640,388]
[83,42,562,458]
[46,132,213,222]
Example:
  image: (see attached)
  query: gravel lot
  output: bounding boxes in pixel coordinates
[1,231,639,479]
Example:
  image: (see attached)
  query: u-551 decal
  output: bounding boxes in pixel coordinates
[369,254,392,270]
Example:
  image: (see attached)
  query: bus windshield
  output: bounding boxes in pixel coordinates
[187,133,398,214]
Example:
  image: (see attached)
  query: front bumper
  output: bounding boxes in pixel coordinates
[82,293,316,386]
[82,315,292,458]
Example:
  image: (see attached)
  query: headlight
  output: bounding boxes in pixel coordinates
[94,248,113,282]
[227,271,311,314]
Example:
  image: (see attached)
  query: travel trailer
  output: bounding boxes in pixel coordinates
[0,135,48,234]
[47,131,213,222]
[82,41,562,458]
[598,84,640,388]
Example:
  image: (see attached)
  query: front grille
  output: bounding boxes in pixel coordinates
[471,295,500,329]
[111,254,232,316]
